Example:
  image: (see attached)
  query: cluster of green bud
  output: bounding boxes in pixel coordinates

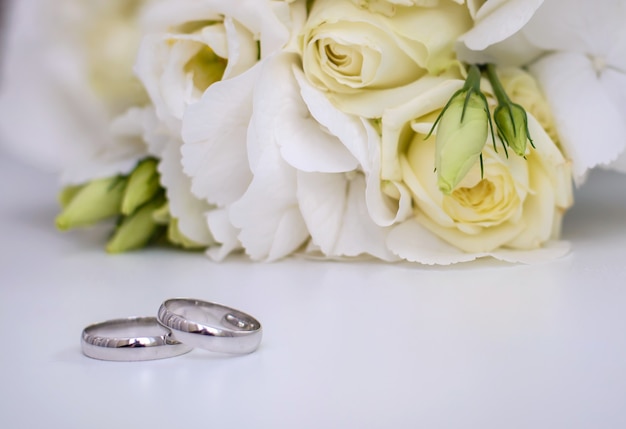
[55,158,203,253]
[427,64,534,194]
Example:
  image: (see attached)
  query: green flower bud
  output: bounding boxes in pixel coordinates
[435,92,489,194]
[486,63,534,157]
[428,65,493,194]
[494,102,532,157]
[121,158,161,215]
[55,177,126,231]
[106,197,165,254]
[57,184,85,209]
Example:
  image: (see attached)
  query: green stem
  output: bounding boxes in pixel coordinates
[464,64,483,93]
[484,64,510,105]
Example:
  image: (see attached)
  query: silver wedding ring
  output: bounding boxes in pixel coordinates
[81,316,193,361]
[157,298,262,354]
[81,299,262,361]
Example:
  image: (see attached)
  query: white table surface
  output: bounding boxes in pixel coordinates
[1,148,626,429]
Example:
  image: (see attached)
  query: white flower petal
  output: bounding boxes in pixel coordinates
[364,122,413,226]
[296,172,346,255]
[489,240,571,264]
[141,0,222,31]
[221,17,259,80]
[249,53,357,174]
[297,171,397,260]
[205,209,243,261]
[202,0,292,56]
[601,68,626,128]
[387,219,485,265]
[388,218,572,266]
[293,66,368,168]
[459,0,544,51]
[456,30,544,67]
[228,145,308,261]
[523,0,623,55]
[159,140,213,245]
[181,65,261,206]
[529,52,626,178]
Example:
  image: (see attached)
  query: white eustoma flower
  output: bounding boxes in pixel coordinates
[135,0,299,134]
[134,0,297,246]
[180,2,310,261]
[458,0,626,179]
[183,54,306,261]
[135,0,306,246]
[0,0,152,182]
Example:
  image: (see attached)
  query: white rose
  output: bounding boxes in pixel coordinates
[381,73,574,264]
[299,0,472,117]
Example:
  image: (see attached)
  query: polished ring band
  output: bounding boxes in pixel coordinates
[81,316,193,361]
[157,298,262,354]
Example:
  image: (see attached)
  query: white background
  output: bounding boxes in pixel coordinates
[1,148,626,428]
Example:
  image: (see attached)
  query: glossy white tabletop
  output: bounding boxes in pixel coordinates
[1,149,626,428]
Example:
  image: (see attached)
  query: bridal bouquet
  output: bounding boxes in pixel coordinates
[1,0,625,265]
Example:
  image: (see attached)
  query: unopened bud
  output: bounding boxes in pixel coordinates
[106,197,165,253]
[427,65,492,194]
[121,158,161,215]
[486,63,534,157]
[494,102,532,157]
[55,177,125,231]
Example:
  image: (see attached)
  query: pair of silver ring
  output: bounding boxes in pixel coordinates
[81,298,262,361]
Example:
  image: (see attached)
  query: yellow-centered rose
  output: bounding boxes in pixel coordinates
[381,72,573,255]
[300,0,472,116]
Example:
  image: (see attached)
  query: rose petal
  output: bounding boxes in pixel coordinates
[387,219,486,265]
[364,122,413,226]
[489,240,571,264]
